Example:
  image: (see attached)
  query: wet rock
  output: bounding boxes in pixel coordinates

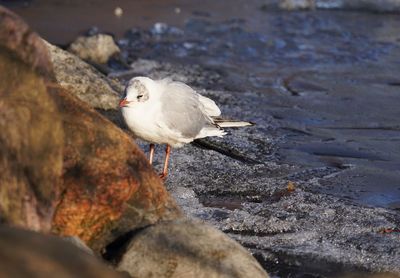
[162,85,400,275]
[151,22,184,36]
[45,41,123,110]
[51,86,182,252]
[68,34,120,64]
[280,0,400,12]
[338,0,400,12]
[117,219,269,278]
[0,225,127,278]
[151,22,169,35]
[0,6,63,232]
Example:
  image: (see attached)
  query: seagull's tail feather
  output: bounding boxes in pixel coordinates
[212,117,255,128]
[196,127,227,139]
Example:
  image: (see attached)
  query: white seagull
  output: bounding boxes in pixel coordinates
[119,76,253,179]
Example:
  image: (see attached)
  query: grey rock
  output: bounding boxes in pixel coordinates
[117,219,269,278]
[68,34,120,64]
[45,40,123,110]
[63,236,94,255]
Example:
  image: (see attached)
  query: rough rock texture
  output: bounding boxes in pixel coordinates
[68,34,120,64]
[0,6,63,232]
[45,41,123,110]
[0,226,127,278]
[117,219,269,278]
[51,85,182,252]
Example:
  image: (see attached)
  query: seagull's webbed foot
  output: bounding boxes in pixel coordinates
[159,173,167,180]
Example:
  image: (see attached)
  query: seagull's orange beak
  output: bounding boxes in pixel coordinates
[119,98,130,107]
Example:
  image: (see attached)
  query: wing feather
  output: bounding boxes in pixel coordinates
[158,80,217,138]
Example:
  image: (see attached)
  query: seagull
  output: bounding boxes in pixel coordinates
[119,77,253,179]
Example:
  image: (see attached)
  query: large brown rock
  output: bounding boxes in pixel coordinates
[0,225,127,278]
[0,6,63,232]
[117,219,269,278]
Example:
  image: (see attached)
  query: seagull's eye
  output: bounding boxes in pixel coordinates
[137,95,143,100]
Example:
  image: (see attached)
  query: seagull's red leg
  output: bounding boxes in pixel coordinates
[149,143,155,165]
[159,144,171,180]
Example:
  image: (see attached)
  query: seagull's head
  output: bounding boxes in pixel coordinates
[119,77,152,108]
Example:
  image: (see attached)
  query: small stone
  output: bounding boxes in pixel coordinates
[279,0,316,10]
[68,34,120,64]
[183,42,195,49]
[114,6,123,17]
[152,22,168,35]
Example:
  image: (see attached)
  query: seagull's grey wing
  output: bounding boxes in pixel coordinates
[159,81,214,138]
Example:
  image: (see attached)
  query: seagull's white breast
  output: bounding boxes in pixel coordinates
[122,101,163,142]
[121,100,191,147]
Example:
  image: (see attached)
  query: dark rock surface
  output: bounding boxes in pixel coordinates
[0,226,127,278]
[117,219,269,278]
[0,6,63,232]
[113,8,400,277]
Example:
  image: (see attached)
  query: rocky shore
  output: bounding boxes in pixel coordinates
[1,2,400,278]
